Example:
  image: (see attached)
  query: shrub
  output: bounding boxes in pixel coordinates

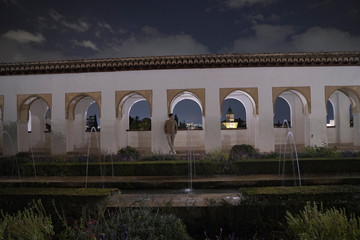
[285,202,360,240]
[301,145,339,158]
[200,149,229,162]
[0,199,54,240]
[60,207,192,240]
[117,146,140,161]
[200,149,232,174]
[141,153,178,161]
[229,144,257,161]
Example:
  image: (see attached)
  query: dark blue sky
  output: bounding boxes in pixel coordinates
[1,0,359,62]
[4,0,358,125]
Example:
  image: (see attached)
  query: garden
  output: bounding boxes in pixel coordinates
[0,144,360,239]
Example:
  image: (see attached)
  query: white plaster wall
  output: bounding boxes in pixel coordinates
[127,131,151,152]
[221,129,252,149]
[174,130,205,152]
[0,66,359,154]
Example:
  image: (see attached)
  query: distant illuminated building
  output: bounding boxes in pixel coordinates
[222,107,238,129]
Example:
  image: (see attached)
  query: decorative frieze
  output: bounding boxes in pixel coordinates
[1,52,359,76]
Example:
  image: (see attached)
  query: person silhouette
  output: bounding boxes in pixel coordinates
[164,113,178,154]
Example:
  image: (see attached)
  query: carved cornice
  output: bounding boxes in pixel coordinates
[325,86,360,112]
[1,52,359,76]
[167,89,205,116]
[272,87,311,114]
[17,94,52,121]
[115,90,152,118]
[220,88,259,115]
[65,92,101,120]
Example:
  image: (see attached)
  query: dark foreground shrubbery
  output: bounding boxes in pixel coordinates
[117,146,140,161]
[58,207,192,240]
[0,200,54,240]
[0,199,191,240]
[286,202,360,240]
[229,144,257,161]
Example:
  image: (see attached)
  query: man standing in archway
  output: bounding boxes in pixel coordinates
[164,113,178,154]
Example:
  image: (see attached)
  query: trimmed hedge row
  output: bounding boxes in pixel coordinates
[0,187,117,221]
[240,185,360,206]
[170,185,360,239]
[0,185,359,239]
[2,157,357,177]
[16,161,219,177]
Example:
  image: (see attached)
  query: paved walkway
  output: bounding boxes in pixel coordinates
[0,173,359,187]
[1,174,360,207]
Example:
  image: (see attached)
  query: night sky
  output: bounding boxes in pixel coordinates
[2,0,359,125]
[1,0,359,62]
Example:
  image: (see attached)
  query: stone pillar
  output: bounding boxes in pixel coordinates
[304,113,311,147]
[204,88,221,152]
[309,86,328,146]
[51,92,67,155]
[17,120,29,153]
[257,86,274,152]
[116,114,127,150]
[100,92,117,154]
[151,89,168,153]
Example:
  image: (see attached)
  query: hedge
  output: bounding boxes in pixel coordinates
[0,187,118,219]
[170,185,360,239]
[0,157,355,177]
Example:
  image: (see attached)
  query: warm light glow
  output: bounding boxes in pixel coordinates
[222,122,238,129]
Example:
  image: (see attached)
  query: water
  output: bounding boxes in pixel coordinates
[184,124,196,193]
[18,123,37,178]
[1,130,21,181]
[278,120,302,186]
[85,127,104,188]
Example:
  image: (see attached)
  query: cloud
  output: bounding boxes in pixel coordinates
[142,26,160,36]
[229,24,295,53]
[226,0,278,8]
[247,13,264,22]
[0,37,64,63]
[228,24,360,53]
[1,0,20,5]
[292,27,360,52]
[49,10,90,32]
[96,26,210,58]
[98,22,113,33]
[72,40,99,51]
[3,30,45,44]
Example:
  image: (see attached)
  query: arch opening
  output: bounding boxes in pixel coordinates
[350,104,354,127]
[170,91,203,130]
[326,90,357,146]
[220,90,258,150]
[86,101,100,132]
[129,100,151,131]
[326,100,335,127]
[116,92,152,153]
[173,99,203,130]
[221,98,246,129]
[20,97,51,153]
[273,90,309,150]
[67,95,101,153]
[274,96,291,127]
